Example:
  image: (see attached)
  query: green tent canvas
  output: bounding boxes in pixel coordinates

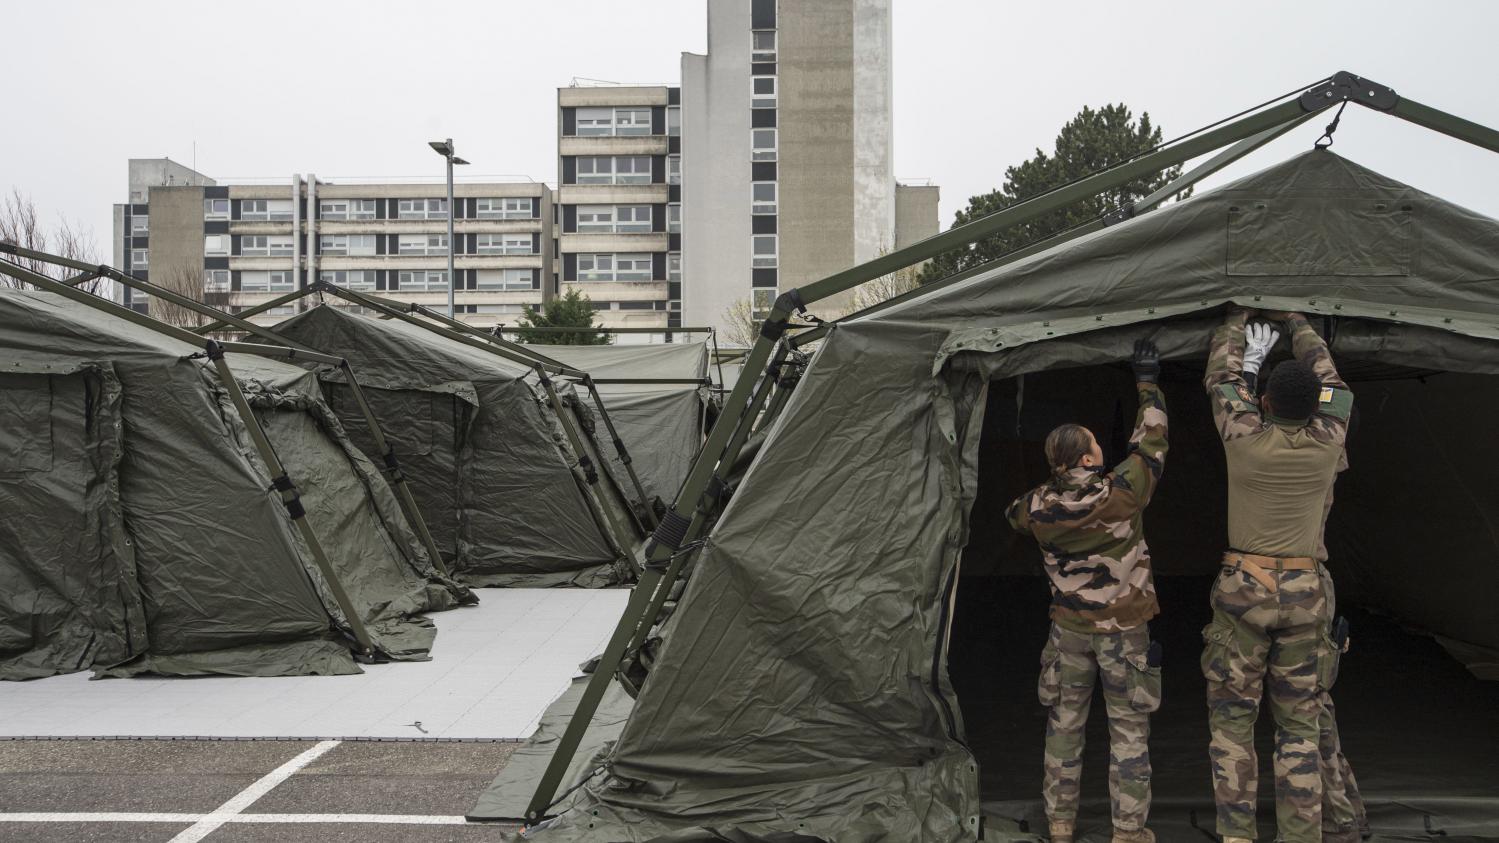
[0,290,470,680]
[273,305,637,587]
[499,152,1499,840]
[539,341,711,505]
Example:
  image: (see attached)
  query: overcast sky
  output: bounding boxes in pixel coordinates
[4,0,1498,261]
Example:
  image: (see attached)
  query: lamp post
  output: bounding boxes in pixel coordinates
[428,139,469,318]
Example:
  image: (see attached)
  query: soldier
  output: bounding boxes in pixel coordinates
[1007,338,1168,843]
[1201,309,1354,843]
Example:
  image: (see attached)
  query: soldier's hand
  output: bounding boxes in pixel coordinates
[1132,338,1161,384]
[1242,322,1281,376]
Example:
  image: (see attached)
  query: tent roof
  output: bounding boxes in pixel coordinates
[273,304,533,392]
[538,341,709,382]
[0,289,313,388]
[866,150,1499,347]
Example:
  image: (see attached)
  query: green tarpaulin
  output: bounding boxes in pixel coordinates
[273,305,633,587]
[509,152,1499,840]
[0,290,470,680]
[539,342,710,505]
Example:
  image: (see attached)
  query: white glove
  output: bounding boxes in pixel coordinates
[1242,321,1281,377]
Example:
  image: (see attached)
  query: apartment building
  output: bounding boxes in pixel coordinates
[681,0,939,332]
[555,85,682,338]
[113,159,553,326]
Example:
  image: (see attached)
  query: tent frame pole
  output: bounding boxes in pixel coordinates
[0,255,378,659]
[202,340,377,658]
[194,286,321,332]
[525,71,1466,820]
[582,376,659,531]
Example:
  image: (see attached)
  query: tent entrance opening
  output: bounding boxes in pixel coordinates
[949,358,1499,836]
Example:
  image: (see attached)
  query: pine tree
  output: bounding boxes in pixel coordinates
[512,288,611,345]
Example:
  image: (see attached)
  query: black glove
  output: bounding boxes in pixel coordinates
[1132,338,1161,383]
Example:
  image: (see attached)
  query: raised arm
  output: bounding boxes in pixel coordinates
[1284,313,1353,444]
[1109,380,1169,512]
[1205,308,1263,442]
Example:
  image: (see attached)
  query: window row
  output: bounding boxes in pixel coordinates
[576,155,652,185]
[204,233,538,257]
[203,268,540,294]
[576,106,652,137]
[203,196,538,222]
[577,253,653,282]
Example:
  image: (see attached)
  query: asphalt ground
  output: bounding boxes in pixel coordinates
[0,739,523,842]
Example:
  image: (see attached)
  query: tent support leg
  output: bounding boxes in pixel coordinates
[582,376,658,531]
[194,286,321,334]
[203,341,377,659]
[620,342,789,660]
[536,368,642,575]
[523,334,784,822]
[337,361,452,578]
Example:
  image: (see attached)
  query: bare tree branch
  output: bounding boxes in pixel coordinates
[0,189,105,294]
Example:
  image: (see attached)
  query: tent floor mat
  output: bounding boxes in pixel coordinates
[951,576,1499,840]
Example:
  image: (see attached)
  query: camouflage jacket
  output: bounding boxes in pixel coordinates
[1006,383,1168,633]
[1205,310,1354,558]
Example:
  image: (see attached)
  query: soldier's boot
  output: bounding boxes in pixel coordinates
[1110,827,1154,843]
[1047,819,1075,842]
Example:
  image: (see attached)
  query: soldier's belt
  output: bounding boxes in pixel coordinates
[1223,551,1316,592]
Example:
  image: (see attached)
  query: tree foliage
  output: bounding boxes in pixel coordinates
[512,288,611,345]
[919,104,1188,283]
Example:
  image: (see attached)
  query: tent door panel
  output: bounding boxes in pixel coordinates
[0,368,140,679]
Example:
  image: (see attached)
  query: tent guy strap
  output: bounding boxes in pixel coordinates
[520,70,1499,821]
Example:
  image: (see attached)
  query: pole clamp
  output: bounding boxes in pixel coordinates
[612,438,632,465]
[382,449,405,481]
[578,454,599,485]
[203,340,226,362]
[269,474,307,519]
[1298,71,1398,114]
[645,509,693,562]
[760,288,808,340]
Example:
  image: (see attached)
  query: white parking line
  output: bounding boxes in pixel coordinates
[0,812,477,825]
[167,739,342,842]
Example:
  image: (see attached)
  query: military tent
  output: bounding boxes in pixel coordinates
[273,304,637,587]
[538,341,711,506]
[0,289,471,680]
[497,152,1499,840]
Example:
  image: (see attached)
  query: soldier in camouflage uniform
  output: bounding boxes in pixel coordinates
[1008,339,1168,843]
[1202,309,1354,843]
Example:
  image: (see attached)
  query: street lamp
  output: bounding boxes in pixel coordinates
[428,139,469,318]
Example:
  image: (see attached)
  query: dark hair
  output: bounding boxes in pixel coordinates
[1266,360,1321,420]
[1045,424,1094,475]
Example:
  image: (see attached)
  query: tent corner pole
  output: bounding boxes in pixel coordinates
[201,340,377,659]
[582,376,658,532]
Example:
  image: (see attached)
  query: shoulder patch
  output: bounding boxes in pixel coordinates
[1216,383,1255,413]
[1320,387,1354,421]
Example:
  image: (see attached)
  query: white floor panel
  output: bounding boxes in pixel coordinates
[0,588,627,740]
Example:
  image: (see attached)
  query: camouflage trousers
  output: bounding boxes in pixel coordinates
[1317,567,1368,842]
[1038,622,1161,830]
[1201,563,1336,842]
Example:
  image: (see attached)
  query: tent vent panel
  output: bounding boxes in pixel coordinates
[1227,197,1413,277]
[0,373,54,475]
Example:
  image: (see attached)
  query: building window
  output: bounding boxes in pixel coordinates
[129,248,148,270]
[667,252,681,282]
[667,154,682,185]
[667,106,681,137]
[752,128,777,161]
[241,235,295,257]
[204,199,230,221]
[203,235,230,257]
[577,205,651,234]
[319,234,377,256]
[319,270,376,290]
[263,305,297,317]
[576,155,652,185]
[667,203,681,233]
[240,199,294,222]
[751,181,777,215]
[398,198,448,220]
[398,234,448,255]
[575,106,652,137]
[577,253,652,282]
[752,234,778,268]
[240,270,295,292]
[474,233,532,255]
[752,287,776,318]
[476,268,534,291]
[320,199,376,220]
[397,269,449,291]
[474,303,526,314]
[752,29,776,62]
[476,197,532,219]
[204,269,230,293]
[130,215,149,235]
[751,76,777,109]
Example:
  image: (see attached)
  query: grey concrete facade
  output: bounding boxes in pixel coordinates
[681,0,928,337]
[894,183,941,249]
[113,160,552,326]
